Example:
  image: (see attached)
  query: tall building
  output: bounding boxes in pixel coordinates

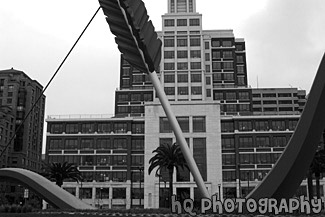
[44,0,313,209]
[0,68,46,203]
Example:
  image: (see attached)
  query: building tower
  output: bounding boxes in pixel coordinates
[0,68,45,203]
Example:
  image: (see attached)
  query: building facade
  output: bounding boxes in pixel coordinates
[43,0,321,210]
[0,68,45,204]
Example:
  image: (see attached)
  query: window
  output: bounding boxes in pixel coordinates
[114,123,127,133]
[238,76,246,86]
[164,51,174,59]
[80,188,92,199]
[65,139,78,149]
[273,136,287,147]
[271,120,285,131]
[112,155,126,166]
[238,121,253,131]
[193,138,207,181]
[225,92,236,100]
[223,51,233,59]
[177,50,188,58]
[190,50,201,58]
[65,123,79,134]
[177,73,188,83]
[81,139,94,149]
[205,42,209,49]
[113,139,127,149]
[164,63,175,70]
[131,93,141,101]
[113,188,126,199]
[191,74,201,82]
[205,53,210,61]
[256,136,270,147]
[164,74,175,83]
[211,40,221,47]
[191,87,202,95]
[118,94,128,102]
[190,37,200,46]
[237,92,249,100]
[239,137,253,148]
[143,93,153,101]
[222,137,235,149]
[177,19,187,26]
[239,154,255,164]
[288,120,298,130]
[7,98,12,104]
[133,75,143,83]
[164,38,174,47]
[224,73,234,81]
[177,62,188,70]
[239,104,250,112]
[97,156,111,166]
[212,62,222,70]
[189,18,200,26]
[81,123,94,133]
[226,104,237,113]
[255,121,269,131]
[237,55,244,63]
[190,62,201,70]
[49,139,63,150]
[112,172,127,182]
[50,123,63,134]
[222,154,236,165]
[212,73,222,81]
[160,117,172,133]
[164,19,174,27]
[177,117,189,132]
[164,87,175,95]
[221,122,234,132]
[222,40,232,47]
[223,62,234,70]
[98,123,111,133]
[131,155,144,166]
[193,116,205,132]
[177,37,188,47]
[178,87,188,95]
[97,139,110,149]
[131,139,144,150]
[132,123,144,134]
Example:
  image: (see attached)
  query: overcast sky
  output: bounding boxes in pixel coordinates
[1,0,325,119]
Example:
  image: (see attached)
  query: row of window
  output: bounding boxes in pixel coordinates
[214,91,250,101]
[48,154,133,167]
[222,135,288,149]
[221,119,298,132]
[164,50,202,59]
[48,138,144,150]
[222,153,281,166]
[49,122,144,134]
[223,170,269,182]
[68,186,143,199]
[117,92,153,102]
[164,86,202,95]
[164,36,201,47]
[164,18,200,27]
[160,116,206,133]
[164,73,202,83]
[164,62,201,70]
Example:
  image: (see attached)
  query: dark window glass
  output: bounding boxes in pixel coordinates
[193,138,207,181]
[113,188,126,199]
[177,73,188,83]
[177,51,188,58]
[177,19,187,26]
[190,50,201,58]
[113,139,127,149]
[164,38,175,47]
[132,123,144,134]
[177,62,188,70]
[189,18,200,26]
[191,87,202,95]
[238,121,252,131]
[97,139,110,149]
[81,123,95,133]
[164,19,175,27]
[65,139,78,150]
[177,117,189,132]
[239,137,254,148]
[193,116,205,132]
[160,117,173,133]
[178,87,188,95]
[222,137,235,149]
[164,51,175,59]
[191,74,201,82]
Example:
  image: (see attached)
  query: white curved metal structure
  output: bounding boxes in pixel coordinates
[0,168,96,210]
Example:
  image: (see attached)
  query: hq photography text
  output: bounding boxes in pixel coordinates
[171,195,324,215]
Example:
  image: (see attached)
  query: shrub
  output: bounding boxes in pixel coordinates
[9,204,18,213]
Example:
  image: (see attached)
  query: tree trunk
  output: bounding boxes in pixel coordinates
[315,172,320,199]
[168,167,174,208]
[307,169,314,200]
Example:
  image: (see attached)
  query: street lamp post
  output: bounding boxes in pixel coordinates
[218,184,221,200]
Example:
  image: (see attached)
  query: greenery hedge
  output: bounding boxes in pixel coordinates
[0,204,33,213]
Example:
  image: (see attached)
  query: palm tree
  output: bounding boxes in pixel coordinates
[43,162,83,187]
[309,149,325,199]
[148,143,188,206]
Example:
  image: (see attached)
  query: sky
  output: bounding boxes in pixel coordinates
[1,0,325,134]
